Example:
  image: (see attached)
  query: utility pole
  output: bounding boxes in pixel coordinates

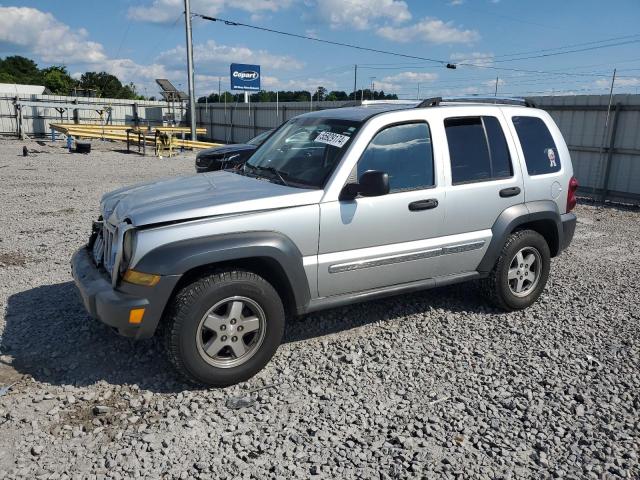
[369,77,376,100]
[597,68,617,201]
[353,64,358,101]
[218,77,221,102]
[417,83,420,100]
[494,76,499,97]
[184,0,196,140]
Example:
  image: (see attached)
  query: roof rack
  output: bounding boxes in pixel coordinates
[361,99,421,106]
[416,96,535,108]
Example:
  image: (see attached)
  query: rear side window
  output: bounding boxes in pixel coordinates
[358,122,434,192]
[512,116,561,175]
[444,116,513,184]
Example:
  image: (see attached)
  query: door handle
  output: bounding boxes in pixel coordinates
[499,187,521,198]
[408,199,439,211]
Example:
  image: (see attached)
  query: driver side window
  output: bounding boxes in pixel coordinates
[357,122,434,193]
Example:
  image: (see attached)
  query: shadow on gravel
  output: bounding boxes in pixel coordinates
[283,283,493,344]
[3,281,186,393]
[3,280,493,391]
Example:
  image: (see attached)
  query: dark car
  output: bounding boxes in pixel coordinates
[195,130,273,173]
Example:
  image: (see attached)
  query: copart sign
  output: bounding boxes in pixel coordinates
[230,63,261,91]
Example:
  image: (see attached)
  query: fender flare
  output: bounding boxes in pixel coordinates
[477,200,562,274]
[134,231,311,310]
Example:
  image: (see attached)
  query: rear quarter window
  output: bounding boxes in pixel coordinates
[512,116,561,176]
[444,116,513,184]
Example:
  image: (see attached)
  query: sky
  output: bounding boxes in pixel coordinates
[0,0,639,99]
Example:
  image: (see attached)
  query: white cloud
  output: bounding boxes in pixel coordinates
[157,40,304,73]
[377,17,480,44]
[0,6,308,98]
[265,76,339,92]
[383,72,438,83]
[448,0,465,5]
[372,71,438,92]
[483,78,505,88]
[450,52,494,67]
[0,6,107,64]
[127,0,293,24]
[312,0,412,30]
[595,77,640,88]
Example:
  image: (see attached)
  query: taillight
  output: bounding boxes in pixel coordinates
[567,176,578,212]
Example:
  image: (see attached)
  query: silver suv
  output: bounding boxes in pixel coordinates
[71,98,578,386]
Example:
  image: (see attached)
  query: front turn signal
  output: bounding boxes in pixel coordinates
[129,308,145,324]
[123,269,161,287]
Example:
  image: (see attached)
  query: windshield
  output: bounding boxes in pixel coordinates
[247,130,272,146]
[243,117,361,189]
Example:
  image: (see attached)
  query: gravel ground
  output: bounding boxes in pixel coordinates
[0,138,638,479]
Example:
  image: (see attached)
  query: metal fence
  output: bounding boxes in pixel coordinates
[2,93,638,204]
[196,95,640,204]
[531,95,640,204]
[0,94,185,137]
[195,100,348,144]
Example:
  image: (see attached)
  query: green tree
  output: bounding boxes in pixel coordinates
[0,71,16,83]
[326,90,348,101]
[0,55,41,84]
[79,72,133,98]
[42,66,76,94]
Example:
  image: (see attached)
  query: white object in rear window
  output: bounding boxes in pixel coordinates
[314,131,350,148]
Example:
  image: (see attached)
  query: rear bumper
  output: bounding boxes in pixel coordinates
[559,212,577,253]
[71,247,180,339]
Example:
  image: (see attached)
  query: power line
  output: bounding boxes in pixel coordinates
[193,13,448,66]
[493,39,640,64]
[491,33,640,59]
[193,13,639,83]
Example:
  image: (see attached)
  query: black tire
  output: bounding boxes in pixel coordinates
[164,270,285,387]
[481,229,551,311]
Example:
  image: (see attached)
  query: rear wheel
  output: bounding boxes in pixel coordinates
[481,229,551,311]
[164,270,285,387]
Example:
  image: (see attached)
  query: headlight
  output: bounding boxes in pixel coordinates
[121,228,136,273]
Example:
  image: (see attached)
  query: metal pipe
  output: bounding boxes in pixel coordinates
[601,103,621,203]
[184,0,197,141]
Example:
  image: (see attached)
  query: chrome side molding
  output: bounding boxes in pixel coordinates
[328,240,485,274]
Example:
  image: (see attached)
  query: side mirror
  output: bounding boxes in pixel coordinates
[340,170,390,200]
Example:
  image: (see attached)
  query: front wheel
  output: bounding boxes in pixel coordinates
[164,270,285,387]
[481,229,551,311]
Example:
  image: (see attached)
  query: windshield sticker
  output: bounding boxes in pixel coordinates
[546,148,557,167]
[314,131,351,148]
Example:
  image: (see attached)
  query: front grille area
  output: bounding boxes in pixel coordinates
[91,221,117,275]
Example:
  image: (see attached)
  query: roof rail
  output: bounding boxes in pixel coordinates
[416,96,535,108]
[417,97,442,108]
[361,99,421,106]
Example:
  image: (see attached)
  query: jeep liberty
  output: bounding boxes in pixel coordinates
[72,98,578,386]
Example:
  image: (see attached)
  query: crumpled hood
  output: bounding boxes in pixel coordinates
[101,170,321,227]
